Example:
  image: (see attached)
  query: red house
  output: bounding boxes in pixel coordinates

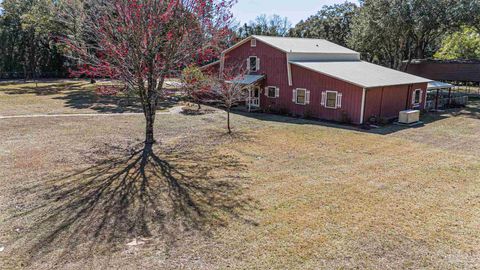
[203,36,432,125]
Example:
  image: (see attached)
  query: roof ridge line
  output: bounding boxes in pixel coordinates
[253,35,328,41]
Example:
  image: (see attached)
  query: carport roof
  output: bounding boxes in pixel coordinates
[228,74,265,85]
[427,81,453,90]
[290,61,432,88]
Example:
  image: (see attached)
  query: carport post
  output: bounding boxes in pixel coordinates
[448,88,452,106]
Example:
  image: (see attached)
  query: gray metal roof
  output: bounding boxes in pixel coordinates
[427,81,453,90]
[252,35,359,54]
[290,61,432,88]
[228,74,265,85]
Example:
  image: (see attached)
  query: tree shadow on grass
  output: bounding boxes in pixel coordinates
[11,142,257,267]
[1,82,86,95]
[2,81,177,113]
[52,89,145,113]
[450,97,480,119]
[231,99,480,136]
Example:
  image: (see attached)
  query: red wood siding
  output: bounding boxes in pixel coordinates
[220,38,428,125]
[224,40,365,124]
[224,39,290,98]
[363,83,428,122]
[288,64,364,124]
[202,62,220,75]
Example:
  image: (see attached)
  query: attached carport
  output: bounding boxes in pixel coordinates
[426,81,468,111]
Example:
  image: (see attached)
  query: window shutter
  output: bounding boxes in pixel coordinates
[292,89,297,102]
[305,90,311,104]
[337,93,343,108]
[264,87,269,96]
[412,90,416,104]
[246,58,250,71]
[275,87,280,98]
[321,91,326,106]
[419,90,423,104]
[256,58,260,71]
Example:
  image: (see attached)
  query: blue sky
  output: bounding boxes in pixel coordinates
[232,0,355,25]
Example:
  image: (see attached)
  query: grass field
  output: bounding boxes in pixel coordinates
[0,80,178,116]
[0,81,479,269]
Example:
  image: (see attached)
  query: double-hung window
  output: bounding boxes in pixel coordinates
[293,88,310,105]
[297,89,306,104]
[266,86,279,98]
[248,56,259,72]
[321,90,342,109]
[326,91,338,109]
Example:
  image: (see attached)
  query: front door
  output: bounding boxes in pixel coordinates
[247,86,260,109]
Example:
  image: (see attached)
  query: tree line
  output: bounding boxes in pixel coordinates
[237,0,480,69]
[0,0,67,79]
[1,0,480,79]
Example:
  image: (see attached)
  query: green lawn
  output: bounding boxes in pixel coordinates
[0,81,479,269]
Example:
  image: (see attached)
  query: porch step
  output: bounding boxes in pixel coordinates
[248,107,262,112]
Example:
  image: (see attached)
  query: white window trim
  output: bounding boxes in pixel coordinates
[251,39,257,47]
[413,89,422,105]
[360,88,366,124]
[294,88,307,105]
[266,86,279,98]
[248,56,259,72]
[325,90,338,109]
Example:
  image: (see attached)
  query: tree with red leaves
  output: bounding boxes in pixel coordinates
[60,0,235,145]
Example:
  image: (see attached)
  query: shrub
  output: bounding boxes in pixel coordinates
[340,110,352,124]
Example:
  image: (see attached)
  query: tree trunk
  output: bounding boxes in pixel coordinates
[416,41,425,60]
[144,92,157,145]
[145,107,155,145]
[227,108,231,134]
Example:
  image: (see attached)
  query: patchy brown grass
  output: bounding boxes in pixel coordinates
[0,80,177,116]
[0,82,479,269]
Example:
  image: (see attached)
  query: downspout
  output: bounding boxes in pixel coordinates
[360,88,367,124]
[379,87,384,118]
[286,53,293,86]
[405,84,412,109]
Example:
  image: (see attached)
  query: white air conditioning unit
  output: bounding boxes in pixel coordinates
[398,110,420,124]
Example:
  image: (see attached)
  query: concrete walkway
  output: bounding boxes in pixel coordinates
[0,106,185,120]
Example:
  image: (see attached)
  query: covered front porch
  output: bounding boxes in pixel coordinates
[233,74,265,112]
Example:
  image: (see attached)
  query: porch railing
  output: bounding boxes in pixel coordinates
[426,96,469,111]
[247,97,260,107]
